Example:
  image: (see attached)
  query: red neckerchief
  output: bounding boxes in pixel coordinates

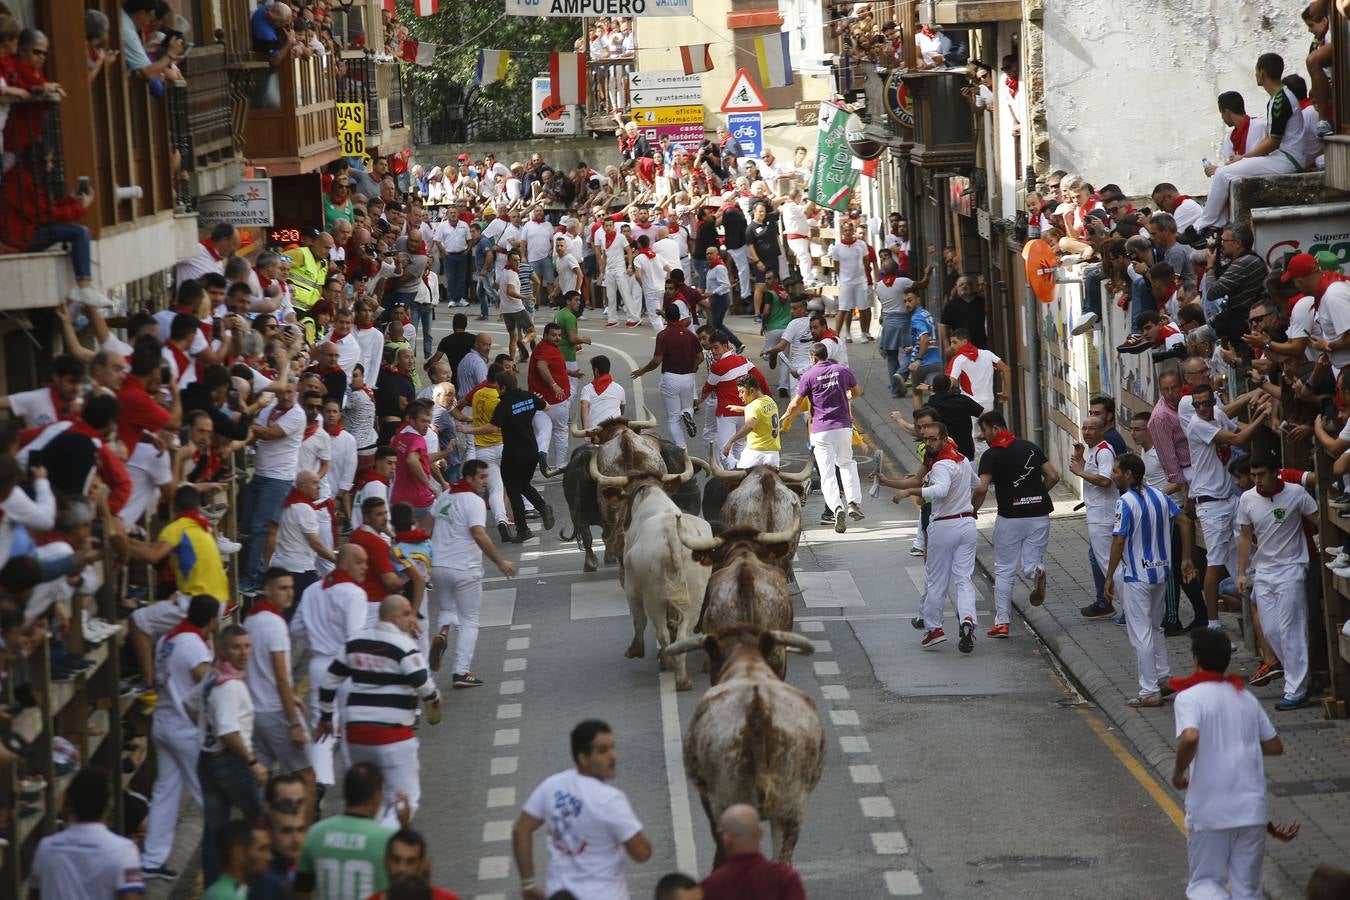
[49,385,76,422]
[179,509,213,534]
[1160,279,1182,309]
[604,230,619,248]
[636,247,656,259]
[879,273,899,287]
[952,342,980,362]
[708,258,725,268]
[1256,480,1285,500]
[395,528,430,542]
[359,469,389,487]
[592,374,614,395]
[165,618,207,643]
[1285,292,1307,318]
[1155,323,1180,345]
[283,488,318,508]
[933,439,965,465]
[1229,115,1252,155]
[989,430,1016,449]
[200,239,224,262]
[448,478,479,494]
[1005,76,1019,98]
[166,342,191,380]
[213,659,246,686]
[266,403,294,425]
[821,328,840,341]
[1168,668,1245,694]
[1174,194,1193,206]
[248,599,283,619]
[1299,98,1314,109]
[192,448,222,481]
[840,238,856,246]
[303,418,320,440]
[323,569,362,589]
[68,420,104,443]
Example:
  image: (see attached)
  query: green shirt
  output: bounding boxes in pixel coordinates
[556,307,580,362]
[324,195,354,229]
[296,814,395,900]
[763,288,792,330]
[202,875,246,899]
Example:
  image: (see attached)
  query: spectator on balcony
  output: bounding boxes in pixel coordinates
[351,157,391,202]
[120,0,184,83]
[2,141,110,309]
[1205,225,1269,352]
[1281,74,1325,169]
[85,11,120,84]
[2,29,64,162]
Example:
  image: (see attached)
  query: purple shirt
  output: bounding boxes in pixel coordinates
[796,361,857,431]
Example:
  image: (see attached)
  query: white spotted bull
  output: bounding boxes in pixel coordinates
[698,456,811,580]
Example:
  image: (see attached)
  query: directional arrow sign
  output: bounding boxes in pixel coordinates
[630,105,704,126]
[628,70,701,90]
[630,85,702,106]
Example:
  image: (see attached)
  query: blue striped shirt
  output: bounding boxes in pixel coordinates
[1112,485,1181,584]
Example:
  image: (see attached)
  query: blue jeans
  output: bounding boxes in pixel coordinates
[443,252,469,303]
[693,258,709,291]
[530,256,555,285]
[1080,264,1103,319]
[710,293,742,349]
[30,223,92,281]
[476,274,496,317]
[1129,276,1153,333]
[199,752,261,886]
[411,302,433,356]
[238,475,292,589]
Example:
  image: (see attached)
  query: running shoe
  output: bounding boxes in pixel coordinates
[987,623,1009,639]
[143,866,180,881]
[958,620,975,653]
[911,615,926,630]
[605,322,618,328]
[429,633,448,672]
[625,320,639,327]
[1029,569,1046,606]
[540,504,556,531]
[920,627,946,649]
[834,508,847,534]
[1275,694,1309,711]
[1070,312,1098,336]
[1080,602,1117,619]
[452,672,484,688]
[819,507,836,525]
[847,501,865,521]
[1248,659,1284,687]
[498,522,513,543]
[909,546,924,557]
[681,410,696,438]
[1126,694,1164,709]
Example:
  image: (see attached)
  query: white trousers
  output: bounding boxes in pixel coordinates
[605,272,640,323]
[1196,153,1301,230]
[1186,825,1265,900]
[701,399,718,455]
[346,737,421,828]
[474,443,509,524]
[1253,564,1309,701]
[643,290,666,332]
[660,372,695,449]
[433,565,485,674]
[762,328,789,390]
[727,245,751,297]
[142,716,202,868]
[738,448,780,468]
[812,426,861,512]
[532,399,572,468]
[715,415,745,468]
[1087,521,1114,597]
[787,237,815,283]
[920,517,978,629]
[991,515,1050,624]
[315,505,335,578]
[1195,497,1237,576]
[307,654,340,786]
[1121,579,1170,697]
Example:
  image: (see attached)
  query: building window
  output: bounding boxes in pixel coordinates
[783,0,829,73]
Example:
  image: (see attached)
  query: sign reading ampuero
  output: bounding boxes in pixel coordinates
[504,0,691,17]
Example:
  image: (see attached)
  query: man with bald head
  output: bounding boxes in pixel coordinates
[308,341,347,400]
[267,470,336,599]
[458,332,492,400]
[699,804,805,899]
[1070,415,1120,619]
[317,593,441,825]
[293,543,370,790]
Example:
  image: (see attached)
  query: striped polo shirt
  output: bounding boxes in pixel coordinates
[318,621,440,743]
[1111,485,1182,584]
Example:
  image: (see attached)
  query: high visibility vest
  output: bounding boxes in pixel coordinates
[285,247,327,311]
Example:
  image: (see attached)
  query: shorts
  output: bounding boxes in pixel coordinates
[1195,497,1237,573]
[130,593,191,638]
[252,709,313,774]
[752,259,779,284]
[911,361,942,385]
[502,310,534,337]
[837,282,869,311]
[738,448,781,468]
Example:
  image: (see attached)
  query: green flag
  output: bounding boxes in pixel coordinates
[809,102,860,213]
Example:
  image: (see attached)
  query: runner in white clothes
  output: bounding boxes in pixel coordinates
[945,328,1010,414]
[829,219,873,342]
[428,460,517,689]
[782,342,863,532]
[781,189,817,287]
[632,235,668,331]
[513,720,652,900]
[31,768,144,899]
[597,218,639,327]
[577,355,626,430]
[1069,415,1119,619]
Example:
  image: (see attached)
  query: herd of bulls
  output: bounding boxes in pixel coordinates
[538,411,827,865]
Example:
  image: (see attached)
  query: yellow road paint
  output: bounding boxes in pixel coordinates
[1077,707,1187,835]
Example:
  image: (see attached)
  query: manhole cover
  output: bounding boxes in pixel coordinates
[970,855,1096,871]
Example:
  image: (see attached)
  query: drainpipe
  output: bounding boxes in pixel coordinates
[1025,284,1044,448]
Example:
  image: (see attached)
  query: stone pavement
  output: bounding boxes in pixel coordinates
[825,321,1350,900]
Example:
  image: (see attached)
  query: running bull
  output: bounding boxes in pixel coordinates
[698,456,811,579]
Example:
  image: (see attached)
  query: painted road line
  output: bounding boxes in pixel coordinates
[482,820,513,843]
[478,857,510,879]
[497,703,523,719]
[494,728,520,746]
[830,709,861,726]
[849,764,883,784]
[860,796,896,818]
[509,623,533,630]
[1077,707,1186,834]
[884,870,923,895]
[839,736,871,753]
[813,661,841,676]
[659,671,699,876]
[821,684,850,700]
[812,640,833,653]
[485,787,515,808]
[871,832,910,854]
[490,756,519,776]
[503,658,528,672]
[500,680,525,695]
[506,637,531,651]
[798,621,826,633]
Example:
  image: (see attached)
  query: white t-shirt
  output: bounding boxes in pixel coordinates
[272,501,320,572]
[1173,682,1277,830]
[328,429,358,499]
[781,316,814,371]
[522,769,644,900]
[633,252,666,295]
[1315,281,1350,369]
[829,240,868,286]
[1286,294,1319,361]
[1235,482,1318,570]
[244,607,290,713]
[299,429,333,500]
[653,237,682,273]
[254,404,307,481]
[355,326,386,384]
[554,253,581,296]
[948,348,1000,409]
[600,233,630,273]
[1082,441,1118,525]
[1182,409,1236,500]
[1141,446,1169,490]
[875,276,913,315]
[331,331,362,380]
[781,201,809,237]
[430,489,487,577]
[199,676,254,754]
[154,629,212,728]
[499,269,525,315]
[434,218,470,254]
[6,387,59,428]
[522,220,556,261]
[579,381,626,428]
[32,822,143,900]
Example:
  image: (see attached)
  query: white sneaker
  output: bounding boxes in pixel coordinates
[69,286,114,309]
[1058,254,1082,266]
[1330,564,1350,579]
[1325,545,1344,556]
[858,333,873,343]
[1071,312,1099,336]
[216,535,242,555]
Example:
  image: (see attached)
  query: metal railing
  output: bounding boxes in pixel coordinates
[386,64,407,130]
[337,54,381,136]
[0,98,71,251]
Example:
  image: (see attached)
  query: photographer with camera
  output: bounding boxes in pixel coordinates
[1203,224,1268,358]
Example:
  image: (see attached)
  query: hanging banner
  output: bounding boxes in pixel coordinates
[336,102,369,165]
[808,102,858,213]
[504,0,692,17]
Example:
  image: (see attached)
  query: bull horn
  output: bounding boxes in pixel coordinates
[627,418,659,431]
[665,635,705,656]
[569,408,589,438]
[770,630,817,655]
[675,513,722,552]
[705,454,747,481]
[689,456,711,473]
[587,452,630,488]
[778,459,815,483]
[756,523,801,546]
[662,450,694,483]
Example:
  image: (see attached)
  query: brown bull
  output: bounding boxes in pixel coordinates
[700,457,810,580]
[666,624,825,867]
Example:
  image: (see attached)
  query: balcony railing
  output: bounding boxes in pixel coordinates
[384,64,407,131]
[244,53,339,166]
[337,53,381,136]
[0,98,73,251]
[583,58,633,134]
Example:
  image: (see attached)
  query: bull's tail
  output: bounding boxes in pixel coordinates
[744,685,784,812]
[560,524,575,542]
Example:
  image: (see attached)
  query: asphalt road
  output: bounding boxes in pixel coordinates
[401,307,1191,899]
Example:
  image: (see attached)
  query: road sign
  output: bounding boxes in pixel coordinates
[637,122,705,150]
[726,112,761,158]
[631,105,703,126]
[629,85,702,106]
[628,70,700,90]
[505,0,692,17]
[532,77,578,137]
[720,68,768,113]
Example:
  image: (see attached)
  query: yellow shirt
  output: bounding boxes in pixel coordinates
[471,386,503,447]
[744,395,781,451]
[157,515,230,602]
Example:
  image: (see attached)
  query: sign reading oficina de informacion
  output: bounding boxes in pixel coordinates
[196,179,275,229]
[505,0,691,16]
[335,102,369,165]
[532,77,578,136]
[809,101,859,213]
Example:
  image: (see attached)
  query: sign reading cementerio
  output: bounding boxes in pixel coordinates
[504,0,691,16]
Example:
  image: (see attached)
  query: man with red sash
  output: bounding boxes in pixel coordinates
[702,331,768,467]
[527,323,574,470]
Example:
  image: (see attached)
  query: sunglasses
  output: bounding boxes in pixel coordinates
[1192,399,1216,408]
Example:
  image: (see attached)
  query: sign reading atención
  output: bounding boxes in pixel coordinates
[504,0,690,16]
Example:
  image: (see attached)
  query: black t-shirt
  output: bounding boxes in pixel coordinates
[978,438,1053,518]
[940,296,988,348]
[721,207,748,250]
[491,388,546,457]
[694,219,720,256]
[927,391,983,459]
[375,369,415,419]
[437,331,478,384]
[749,218,781,261]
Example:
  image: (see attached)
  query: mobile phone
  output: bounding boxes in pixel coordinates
[77,176,91,195]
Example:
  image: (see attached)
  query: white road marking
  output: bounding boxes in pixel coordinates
[850,764,882,784]
[490,756,519,776]
[830,709,861,726]
[518,566,539,576]
[813,661,841,676]
[798,621,826,633]
[821,684,850,701]
[500,680,525,695]
[509,623,533,630]
[812,640,833,653]
[798,571,867,607]
[872,832,910,855]
[506,637,531,651]
[482,820,513,842]
[478,856,510,879]
[503,658,528,672]
[884,870,923,895]
[497,703,523,719]
[485,787,516,808]
[659,671,699,876]
[476,894,506,900]
[570,581,630,619]
[494,728,520,746]
[860,796,896,818]
[839,736,871,753]
[479,589,518,628]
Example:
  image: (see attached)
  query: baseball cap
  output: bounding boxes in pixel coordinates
[1281,252,1318,282]
[1315,250,1342,272]
[456,153,469,162]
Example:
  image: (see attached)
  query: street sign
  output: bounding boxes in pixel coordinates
[532,77,578,136]
[631,105,703,126]
[505,0,692,17]
[720,68,768,113]
[335,102,369,165]
[629,85,702,106]
[726,112,761,158]
[638,122,705,150]
[628,70,700,90]
[196,179,274,229]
